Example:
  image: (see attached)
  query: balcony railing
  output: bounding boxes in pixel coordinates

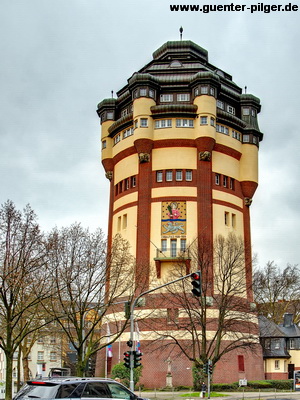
[155,248,190,259]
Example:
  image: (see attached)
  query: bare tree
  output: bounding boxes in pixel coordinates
[253,261,300,324]
[0,201,52,400]
[45,225,135,376]
[142,233,259,387]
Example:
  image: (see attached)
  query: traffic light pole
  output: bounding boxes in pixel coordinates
[129,272,195,391]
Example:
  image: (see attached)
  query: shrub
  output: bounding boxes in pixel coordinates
[111,362,142,389]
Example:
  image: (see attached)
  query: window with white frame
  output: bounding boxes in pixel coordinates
[156,171,163,182]
[210,117,215,126]
[243,134,250,143]
[180,239,186,252]
[177,93,190,102]
[217,100,224,109]
[176,119,194,128]
[140,88,147,96]
[275,360,280,370]
[37,351,44,361]
[114,134,121,145]
[131,176,136,187]
[227,105,235,115]
[121,109,128,117]
[123,127,133,139]
[216,124,229,135]
[215,173,220,185]
[194,88,199,96]
[161,239,167,252]
[232,130,241,141]
[243,107,250,116]
[50,351,57,361]
[166,170,173,181]
[149,89,155,98]
[290,338,295,349]
[223,176,228,187]
[200,116,208,125]
[155,119,172,129]
[186,170,192,181]
[160,94,173,102]
[210,87,215,96]
[102,140,107,149]
[171,239,177,257]
[176,170,183,181]
[107,112,114,119]
[140,118,148,127]
[200,86,209,94]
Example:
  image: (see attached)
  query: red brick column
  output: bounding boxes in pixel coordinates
[195,137,215,295]
[134,139,153,292]
[241,181,258,302]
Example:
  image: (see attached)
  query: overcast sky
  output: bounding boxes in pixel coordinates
[0,0,299,268]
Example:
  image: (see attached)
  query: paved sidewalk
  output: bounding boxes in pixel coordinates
[137,391,300,400]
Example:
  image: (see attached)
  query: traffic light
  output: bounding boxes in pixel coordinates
[208,362,213,375]
[191,271,201,297]
[123,351,131,369]
[133,350,142,368]
[202,362,208,374]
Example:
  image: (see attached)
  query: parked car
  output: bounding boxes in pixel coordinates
[13,377,148,400]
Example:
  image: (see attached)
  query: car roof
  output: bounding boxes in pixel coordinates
[28,377,119,385]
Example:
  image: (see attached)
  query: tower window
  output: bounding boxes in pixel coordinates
[210,87,215,96]
[131,176,136,187]
[243,107,250,116]
[243,135,250,143]
[122,214,127,229]
[140,88,147,96]
[160,94,173,102]
[186,170,192,181]
[200,116,208,125]
[156,171,163,182]
[176,119,194,128]
[232,213,236,228]
[217,100,224,110]
[210,117,215,127]
[223,176,228,187]
[230,178,235,190]
[225,212,229,226]
[140,118,148,127]
[180,239,186,252]
[102,140,107,149]
[166,170,173,182]
[176,170,183,181]
[200,86,208,94]
[149,89,155,98]
[215,174,220,185]
[155,119,172,129]
[177,93,190,102]
[161,239,167,252]
[114,134,121,145]
[232,130,241,141]
[125,179,129,190]
[170,239,177,257]
[227,105,235,115]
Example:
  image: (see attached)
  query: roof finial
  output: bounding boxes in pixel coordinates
[111,90,114,98]
[179,26,183,40]
[244,86,247,94]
